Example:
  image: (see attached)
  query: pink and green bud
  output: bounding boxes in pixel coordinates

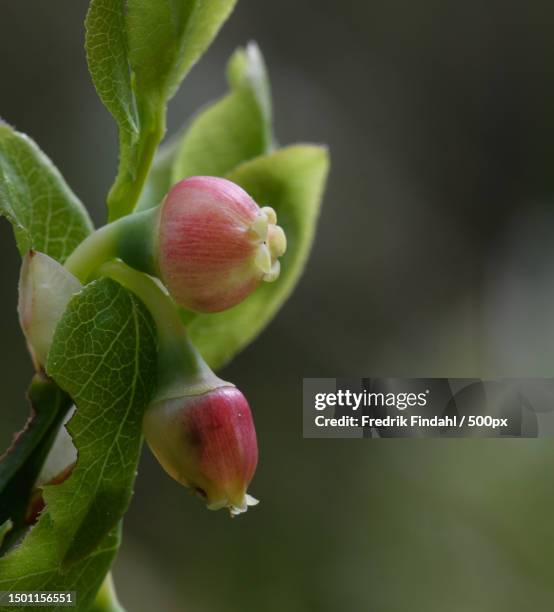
[143,385,259,516]
[18,251,81,369]
[98,262,260,516]
[156,176,286,312]
[64,176,286,313]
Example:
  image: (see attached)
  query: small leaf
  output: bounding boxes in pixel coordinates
[127,0,237,104]
[171,42,273,181]
[85,0,166,222]
[0,376,72,528]
[85,0,138,139]
[0,125,93,262]
[187,145,330,369]
[45,278,157,564]
[85,0,141,223]
[0,516,120,610]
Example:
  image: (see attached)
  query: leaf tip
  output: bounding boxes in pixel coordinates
[0,117,14,134]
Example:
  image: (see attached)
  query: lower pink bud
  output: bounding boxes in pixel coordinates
[143,386,259,516]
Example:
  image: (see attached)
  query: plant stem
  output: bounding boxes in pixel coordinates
[64,207,159,284]
[98,261,224,400]
[63,222,121,284]
[108,111,166,222]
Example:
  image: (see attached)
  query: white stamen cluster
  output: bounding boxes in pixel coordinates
[250,206,287,282]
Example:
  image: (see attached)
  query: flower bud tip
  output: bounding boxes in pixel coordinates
[144,386,259,516]
[227,494,259,517]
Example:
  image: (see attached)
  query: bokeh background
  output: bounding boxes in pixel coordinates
[2,1,554,610]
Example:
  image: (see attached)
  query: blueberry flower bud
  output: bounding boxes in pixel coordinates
[144,386,259,516]
[157,177,286,312]
[64,177,287,313]
[18,252,81,369]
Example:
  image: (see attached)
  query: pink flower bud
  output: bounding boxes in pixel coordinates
[157,176,286,312]
[143,385,259,516]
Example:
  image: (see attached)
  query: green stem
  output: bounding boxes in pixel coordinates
[63,222,121,283]
[98,261,224,400]
[90,572,125,612]
[108,111,166,222]
[64,207,159,284]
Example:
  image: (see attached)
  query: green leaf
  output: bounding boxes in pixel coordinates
[0,124,93,263]
[171,42,273,182]
[127,0,237,104]
[85,0,139,139]
[0,376,72,528]
[45,278,157,564]
[85,0,163,223]
[0,516,120,611]
[85,0,141,224]
[187,145,330,369]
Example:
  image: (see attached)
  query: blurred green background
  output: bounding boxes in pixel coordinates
[2,1,554,610]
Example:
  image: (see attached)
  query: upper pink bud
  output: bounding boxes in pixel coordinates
[157,176,286,312]
[143,386,259,516]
